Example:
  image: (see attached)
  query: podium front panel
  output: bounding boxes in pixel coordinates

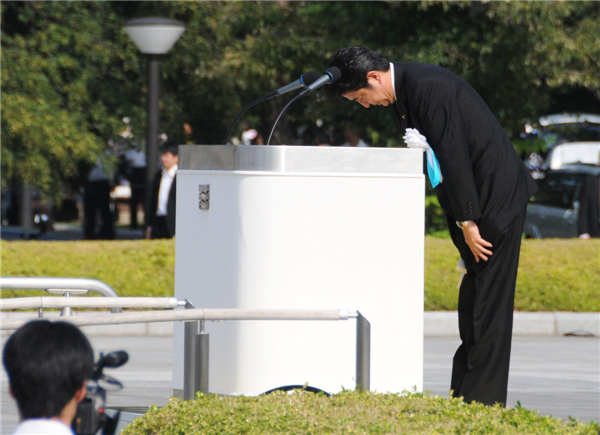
[174,145,425,395]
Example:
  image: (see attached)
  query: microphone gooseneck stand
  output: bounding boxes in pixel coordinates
[223,93,276,145]
[265,68,340,145]
[224,71,320,145]
[265,91,308,146]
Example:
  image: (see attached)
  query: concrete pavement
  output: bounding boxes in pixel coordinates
[2,335,598,434]
[425,336,600,423]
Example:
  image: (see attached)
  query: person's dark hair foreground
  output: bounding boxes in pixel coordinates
[3,320,94,420]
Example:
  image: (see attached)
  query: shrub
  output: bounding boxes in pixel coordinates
[121,391,600,435]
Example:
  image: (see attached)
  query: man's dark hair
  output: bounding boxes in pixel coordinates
[160,140,179,156]
[328,46,390,97]
[3,320,94,419]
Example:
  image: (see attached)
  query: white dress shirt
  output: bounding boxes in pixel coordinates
[12,419,75,434]
[390,62,397,102]
[156,164,177,216]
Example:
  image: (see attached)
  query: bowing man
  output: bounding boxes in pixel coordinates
[328,46,538,407]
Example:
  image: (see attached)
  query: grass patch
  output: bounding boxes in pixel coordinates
[425,238,600,312]
[122,391,599,435]
[1,238,598,312]
[0,240,175,299]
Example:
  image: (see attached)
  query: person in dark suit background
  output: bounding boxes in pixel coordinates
[328,47,538,407]
[578,173,600,239]
[146,141,178,239]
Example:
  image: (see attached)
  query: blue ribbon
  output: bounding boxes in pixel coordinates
[426,148,442,188]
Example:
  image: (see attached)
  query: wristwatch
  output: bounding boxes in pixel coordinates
[456,220,472,229]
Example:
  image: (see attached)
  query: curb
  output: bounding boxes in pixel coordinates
[2,311,598,338]
[424,311,600,337]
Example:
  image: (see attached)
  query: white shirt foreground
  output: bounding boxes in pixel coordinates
[12,418,75,435]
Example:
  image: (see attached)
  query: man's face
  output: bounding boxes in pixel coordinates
[161,151,179,171]
[343,77,394,109]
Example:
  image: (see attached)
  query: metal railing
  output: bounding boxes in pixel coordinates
[0,296,182,311]
[1,296,371,396]
[0,277,123,314]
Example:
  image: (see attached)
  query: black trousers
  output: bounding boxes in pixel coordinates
[151,216,171,239]
[447,206,527,406]
[128,168,145,229]
[83,180,114,240]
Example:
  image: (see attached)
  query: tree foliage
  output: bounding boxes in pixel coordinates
[2,1,598,200]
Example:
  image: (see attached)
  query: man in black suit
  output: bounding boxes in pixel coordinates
[578,173,600,238]
[145,141,178,239]
[328,47,538,406]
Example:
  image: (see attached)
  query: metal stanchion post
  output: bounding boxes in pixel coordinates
[356,311,371,391]
[194,321,209,395]
[183,300,200,400]
[60,292,73,317]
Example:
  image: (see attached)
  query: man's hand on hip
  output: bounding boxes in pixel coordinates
[462,221,493,262]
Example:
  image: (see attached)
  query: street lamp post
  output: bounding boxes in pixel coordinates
[123,17,185,229]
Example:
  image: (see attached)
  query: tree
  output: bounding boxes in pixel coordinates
[1,1,145,200]
[2,1,598,203]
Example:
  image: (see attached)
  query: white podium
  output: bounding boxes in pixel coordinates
[173,145,425,396]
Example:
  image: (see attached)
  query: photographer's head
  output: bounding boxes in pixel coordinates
[3,320,94,425]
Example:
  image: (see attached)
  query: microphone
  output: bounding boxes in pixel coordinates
[304,67,342,93]
[268,70,320,98]
[266,67,343,145]
[224,70,320,144]
[102,351,129,368]
[91,350,129,381]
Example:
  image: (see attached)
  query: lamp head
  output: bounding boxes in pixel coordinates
[124,17,185,55]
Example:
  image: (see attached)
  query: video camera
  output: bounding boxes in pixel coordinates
[72,350,129,435]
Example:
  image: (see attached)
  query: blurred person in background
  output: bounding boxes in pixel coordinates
[341,125,368,147]
[123,148,146,230]
[314,128,332,146]
[145,140,178,239]
[578,173,600,239]
[182,122,194,145]
[83,158,114,240]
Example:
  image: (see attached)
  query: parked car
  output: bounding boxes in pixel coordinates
[522,113,600,179]
[524,164,600,239]
[546,141,600,169]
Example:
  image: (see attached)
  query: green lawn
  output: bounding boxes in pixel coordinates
[1,238,598,311]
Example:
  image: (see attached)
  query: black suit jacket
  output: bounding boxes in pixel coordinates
[148,170,177,238]
[391,62,538,240]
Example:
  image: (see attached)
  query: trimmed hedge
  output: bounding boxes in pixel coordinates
[121,391,599,435]
[1,238,598,312]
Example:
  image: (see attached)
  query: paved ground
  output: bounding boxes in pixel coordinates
[2,335,598,433]
[425,336,600,423]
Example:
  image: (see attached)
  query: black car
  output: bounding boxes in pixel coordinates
[524,164,600,239]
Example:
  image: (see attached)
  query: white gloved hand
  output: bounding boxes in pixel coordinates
[403,128,429,150]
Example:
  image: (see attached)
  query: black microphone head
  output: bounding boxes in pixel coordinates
[301,70,320,87]
[102,350,129,368]
[326,66,342,83]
